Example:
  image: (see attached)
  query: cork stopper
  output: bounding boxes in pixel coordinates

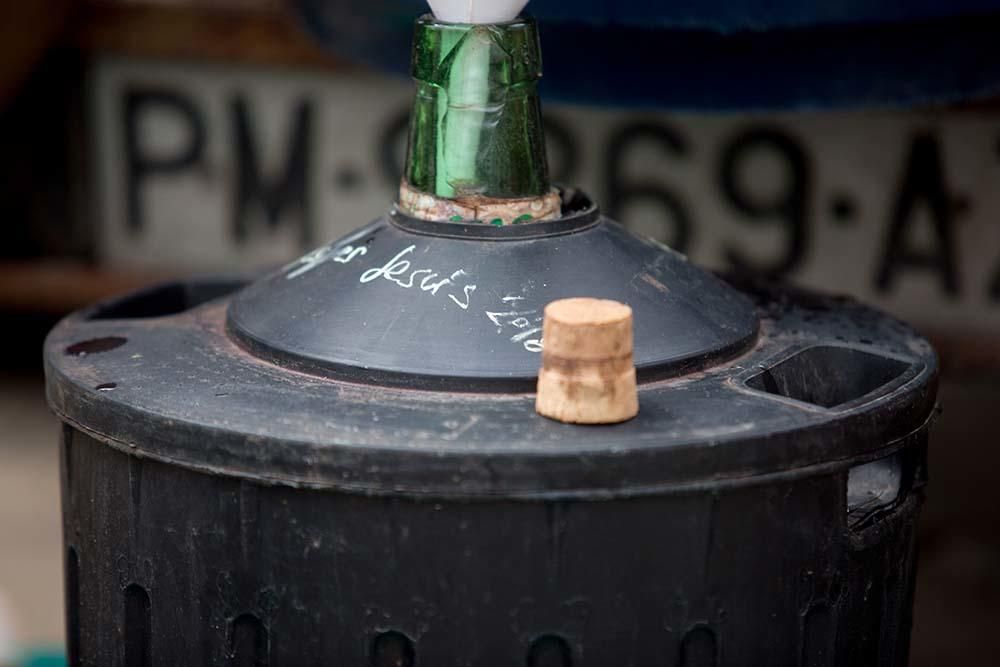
[535,298,639,424]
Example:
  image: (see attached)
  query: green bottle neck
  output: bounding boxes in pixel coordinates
[400,15,558,225]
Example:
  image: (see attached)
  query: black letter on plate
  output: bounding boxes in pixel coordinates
[719,126,811,279]
[124,87,205,234]
[605,122,692,252]
[876,132,960,295]
[231,96,314,246]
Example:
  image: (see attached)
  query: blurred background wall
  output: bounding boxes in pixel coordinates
[1,1,998,664]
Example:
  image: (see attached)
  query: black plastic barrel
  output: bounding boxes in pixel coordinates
[45,193,936,665]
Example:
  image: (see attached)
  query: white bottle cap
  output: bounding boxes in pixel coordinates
[427,0,530,24]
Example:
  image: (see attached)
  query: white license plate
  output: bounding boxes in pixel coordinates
[92,56,1000,336]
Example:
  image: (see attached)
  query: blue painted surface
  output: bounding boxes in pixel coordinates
[294,1,1000,109]
[529,0,1000,30]
[299,0,1000,30]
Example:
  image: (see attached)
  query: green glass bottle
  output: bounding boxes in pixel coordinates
[399,15,560,225]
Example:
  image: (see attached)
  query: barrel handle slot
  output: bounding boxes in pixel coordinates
[744,345,914,410]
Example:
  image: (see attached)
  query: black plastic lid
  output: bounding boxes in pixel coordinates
[227,194,759,391]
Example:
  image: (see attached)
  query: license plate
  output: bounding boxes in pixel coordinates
[92,56,1000,336]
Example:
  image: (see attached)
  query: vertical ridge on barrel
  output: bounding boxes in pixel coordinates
[238,481,260,569]
[880,569,902,665]
[128,457,143,544]
[61,427,80,664]
[61,424,74,502]
[878,521,916,667]
[846,548,887,664]
[66,546,80,666]
[896,521,920,667]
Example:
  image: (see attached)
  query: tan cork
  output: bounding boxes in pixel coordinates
[399,180,562,226]
[535,298,639,424]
